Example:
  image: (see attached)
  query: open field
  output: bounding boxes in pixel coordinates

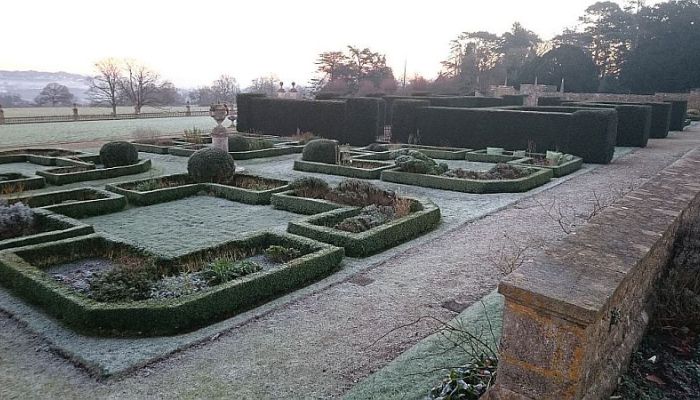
[2,106,210,118]
[0,117,219,149]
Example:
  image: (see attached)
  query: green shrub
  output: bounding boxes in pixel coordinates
[187,147,236,183]
[0,200,35,240]
[334,205,395,233]
[302,139,339,165]
[290,177,330,198]
[99,141,139,168]
[228,135,250,152]
[89,262,158,303]
[201,258,262,285]
[325,179,396,207]
[394,150,448,175]
[264,245,301,263]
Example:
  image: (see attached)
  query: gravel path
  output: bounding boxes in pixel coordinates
[0,125,698,400]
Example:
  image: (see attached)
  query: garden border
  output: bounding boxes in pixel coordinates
[36,159,152,185]
[508,154,584,177]
[0,208,94,251]
[0,173,46,193]
[105,173,290,206]
[270,190,344,215]
[5,188,127,218]
[293,159,395,179]
[287,197,441,257]
[380,166,553,193]
[0,232,344,336]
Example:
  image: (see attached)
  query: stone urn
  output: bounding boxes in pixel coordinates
[210,104,229,152]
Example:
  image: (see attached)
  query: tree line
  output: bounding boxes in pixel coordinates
[418,0,700,94]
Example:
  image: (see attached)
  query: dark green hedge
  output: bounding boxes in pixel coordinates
[36,159,152,185]
[235,93,266,132]
[380,166,553,194]
[287,198,441,257]
[344,98,382,146]
[415,107,572,154]
[537,97,563,106]
[106,173,289,206]
[0,233,343,336]
[297,100,347,142]
[596,102,671,139]
[565,102,651,147]
[293,160,394,179]
[391,99,431,144]
[508,155,584,177]
[501,95,527,106]
[271,190,343,215]
[0,174,45,193]
[568,109,618,164]
[7,188,126,218]
[667,100,688,131]
[0,209,94,251]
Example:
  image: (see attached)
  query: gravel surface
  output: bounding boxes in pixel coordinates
[0,125,698,399]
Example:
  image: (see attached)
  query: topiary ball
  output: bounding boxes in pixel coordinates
[228,135,250,152]
[99,141,138,168]
[187,147,236,183]
[302,139,338,165]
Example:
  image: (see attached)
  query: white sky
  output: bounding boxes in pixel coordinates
[2,0,649,88]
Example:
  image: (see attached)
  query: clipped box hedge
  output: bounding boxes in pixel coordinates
[0,208,94,251]
[287,197,440,257]
[667,100,688,131]
[380,165,553,193]
[0,173,46,193]
[0,232,344,336]
[0,148,86,165]
[293,159,395,180]
[271,190,344,215]
[448,106,617,164]
[507,154,583,177]
[564,102,651,147]
[131,138,183,154]
[236,93,267,132]
[229,144,304,160]
[36,159,152,185]
[397,144,471,160]
[416,107,572,153]
[465,149,531,163]
[106,173,289,206]
[596,101,672,139]
[537,97,563,106]
[390,99,431,144]
[5,188,126,218]
[344,97,383,146]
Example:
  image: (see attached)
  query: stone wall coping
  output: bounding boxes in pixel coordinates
[499,148,700,326]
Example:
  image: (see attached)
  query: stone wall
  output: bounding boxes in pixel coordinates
[485,148,700,400]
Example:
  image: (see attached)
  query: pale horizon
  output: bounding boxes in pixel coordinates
[4,0,655,89]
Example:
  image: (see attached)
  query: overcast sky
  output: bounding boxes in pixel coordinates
[3,0,650,88]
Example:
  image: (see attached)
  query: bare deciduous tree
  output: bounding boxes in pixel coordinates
[87,58,122,116]
[211,74,240,105]
[119,60,165,114]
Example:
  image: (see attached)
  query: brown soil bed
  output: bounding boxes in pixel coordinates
[442,163,531,180]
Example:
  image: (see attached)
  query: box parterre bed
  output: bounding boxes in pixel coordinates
[0,233,343,336]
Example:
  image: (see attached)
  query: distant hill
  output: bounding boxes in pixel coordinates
[0,70,91,103]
